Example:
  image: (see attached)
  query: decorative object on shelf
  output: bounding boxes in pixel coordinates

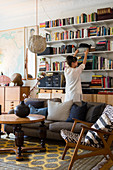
[78,43,91,52]
[0,73,10,86]
[14,101,30,118]
[28,0,46,54]
[11,73,23,86]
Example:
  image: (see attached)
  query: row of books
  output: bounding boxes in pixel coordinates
[90,75,113,88]
[76,12,97,24]
[39,61,68,72]
[46,26,113,41]
[40,17,74,28]
[40,11,99,28]
[78,56,113,70]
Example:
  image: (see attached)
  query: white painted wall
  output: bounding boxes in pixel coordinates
[1,0,113,30]
[0,0,113,97]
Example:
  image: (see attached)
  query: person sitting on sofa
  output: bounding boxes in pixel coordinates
[64,48,89,102]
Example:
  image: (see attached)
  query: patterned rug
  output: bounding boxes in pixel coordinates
[0,134,112,170]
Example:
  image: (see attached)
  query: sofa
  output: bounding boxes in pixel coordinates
[4,98,106,141]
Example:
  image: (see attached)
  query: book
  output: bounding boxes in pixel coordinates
[97,7,112,15]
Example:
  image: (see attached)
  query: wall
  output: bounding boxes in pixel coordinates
[0,0,113,97]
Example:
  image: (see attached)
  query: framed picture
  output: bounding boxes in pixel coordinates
[27,25,39,47]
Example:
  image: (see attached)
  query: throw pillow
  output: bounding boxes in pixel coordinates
[66,101,87,122]
[102,105,113,123]
[28,104,48,118]
[85,103,106,123]
[47,100,73,121]
[85,110,112,147]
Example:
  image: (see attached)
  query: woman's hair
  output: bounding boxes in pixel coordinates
[66,55,77,67]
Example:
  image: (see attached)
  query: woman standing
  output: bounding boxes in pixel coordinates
[64,49,89,102]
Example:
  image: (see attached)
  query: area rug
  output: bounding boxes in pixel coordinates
[0,134,112,170]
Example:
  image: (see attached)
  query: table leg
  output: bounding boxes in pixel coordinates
[14,124,24,161]
[39,121,47,151]
[0,106,5,137]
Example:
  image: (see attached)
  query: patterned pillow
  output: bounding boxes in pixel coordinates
[102,105,113,123]
[85,106,112,147]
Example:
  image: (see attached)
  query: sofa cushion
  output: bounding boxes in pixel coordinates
[22,120,53,129]
[25,100,44,109]
[28,104,48,118]
[85,103,106,123]
[47,100,73,121]
[49,122,83,133]
[66,101,87,122]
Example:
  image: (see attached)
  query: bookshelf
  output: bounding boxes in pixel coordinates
[38,18,113,102]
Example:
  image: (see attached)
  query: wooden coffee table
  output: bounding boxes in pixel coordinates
[0,114,46,161]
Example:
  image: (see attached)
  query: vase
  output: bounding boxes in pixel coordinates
[14,101,30,118]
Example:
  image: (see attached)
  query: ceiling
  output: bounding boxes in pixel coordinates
[0,0,113,30]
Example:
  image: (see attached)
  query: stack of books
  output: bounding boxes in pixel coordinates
[39,58,46,71]
[95,40,113,51]
[39,22,46,28]
[90,75,113,88]
[97,7,113,21]
[90,75,103,88]
[88,27,97,36]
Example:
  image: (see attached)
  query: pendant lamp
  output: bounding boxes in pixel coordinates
[28,0,46,54]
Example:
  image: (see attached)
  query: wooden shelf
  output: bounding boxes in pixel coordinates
[38,87,65,89]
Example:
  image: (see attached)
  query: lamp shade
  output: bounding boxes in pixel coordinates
[28,35,46,54]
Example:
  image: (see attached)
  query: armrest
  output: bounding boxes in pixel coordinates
[72,118,93,126]
[81,125,113,135]
[71,118,93,132]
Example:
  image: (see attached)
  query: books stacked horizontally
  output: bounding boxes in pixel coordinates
[95,40,113,51]
[39,58,46,71]
[39,22,45,28]
[98,91,113,94]
[90,75,113,88]
[90,75,103,88]
[97,7,113,21]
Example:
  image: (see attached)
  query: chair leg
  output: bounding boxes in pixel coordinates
[68,148,78,170]
[62,143,69,160]
[68,149,78,170]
